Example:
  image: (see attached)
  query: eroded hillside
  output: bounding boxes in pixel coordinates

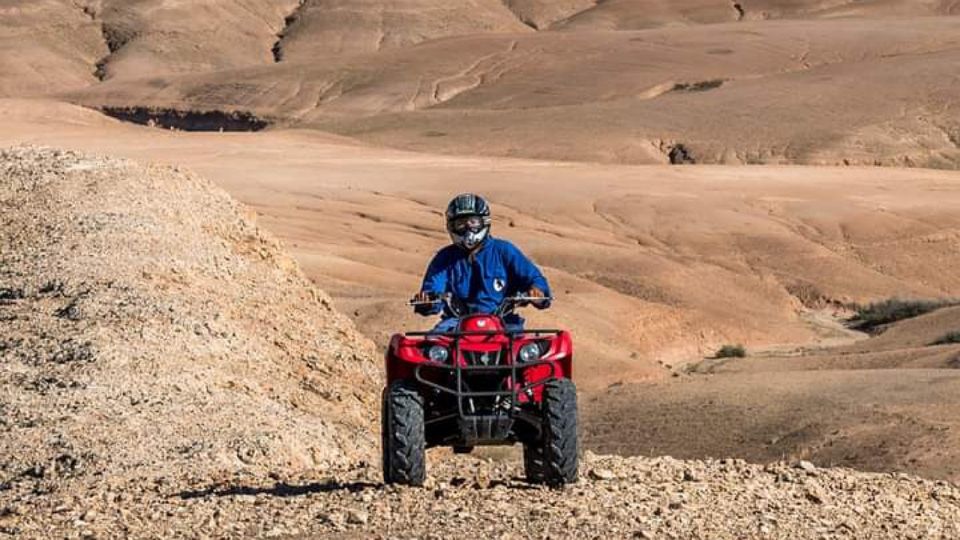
[3,1,959,168]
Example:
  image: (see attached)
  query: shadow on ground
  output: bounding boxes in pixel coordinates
[178,480,380,500]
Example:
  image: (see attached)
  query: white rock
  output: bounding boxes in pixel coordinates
[591,468,617,481]
[347,509,369,525]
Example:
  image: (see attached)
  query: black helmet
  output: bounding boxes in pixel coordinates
[445,193,491,250]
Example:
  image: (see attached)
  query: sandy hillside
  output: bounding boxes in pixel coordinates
[2,147,960,539]
[1,0,302,85]
[65,16,960,168]
[556,0,960,29]
[3,2,959,167]
[585,304,960,480]
[274,0,532,59]
[0,1,107,97]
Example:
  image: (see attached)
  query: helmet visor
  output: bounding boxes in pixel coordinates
[450,215,484,234]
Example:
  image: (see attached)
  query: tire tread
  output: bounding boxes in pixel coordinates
[382,380,426,486]
[542,378,579,487]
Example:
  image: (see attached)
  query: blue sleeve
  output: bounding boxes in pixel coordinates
[418,250,449,315]
[503,242,551,302]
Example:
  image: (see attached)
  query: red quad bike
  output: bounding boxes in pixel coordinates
[382,294,578,487]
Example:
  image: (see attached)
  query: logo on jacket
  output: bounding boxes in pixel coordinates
[493,278,505,292]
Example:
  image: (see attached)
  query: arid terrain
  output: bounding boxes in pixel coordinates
[2,1,960,538]
[3,146,959,539]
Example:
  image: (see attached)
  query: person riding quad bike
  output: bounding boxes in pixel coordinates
[412,193,551,329]
[382,193,577,488]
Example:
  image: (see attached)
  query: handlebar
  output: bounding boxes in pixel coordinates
[407,293,552,316]
[505,295,554,302]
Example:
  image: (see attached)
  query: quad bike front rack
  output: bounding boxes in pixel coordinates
[406,328,561,442]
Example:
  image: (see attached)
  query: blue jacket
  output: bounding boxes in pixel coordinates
[419,238,551,317]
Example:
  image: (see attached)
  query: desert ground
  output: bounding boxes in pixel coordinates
[2,1,960,538]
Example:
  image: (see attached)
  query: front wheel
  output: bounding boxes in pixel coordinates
[541,378,579,487]
[382,380,426,486]
[522,442,547,483]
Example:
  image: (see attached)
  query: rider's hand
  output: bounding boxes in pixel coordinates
[411,291,435,304]
[527,287,549,309]
[411,291,438,316]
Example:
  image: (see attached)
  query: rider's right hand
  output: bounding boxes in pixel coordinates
[411,291,436,304]
[412,291,439,316]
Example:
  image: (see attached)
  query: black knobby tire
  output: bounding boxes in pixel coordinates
[522,442,547,484]
[382,380,426,486]
[541,378,579,487]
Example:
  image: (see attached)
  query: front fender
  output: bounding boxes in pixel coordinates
[386,334,434,383]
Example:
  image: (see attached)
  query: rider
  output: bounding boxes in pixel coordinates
[412,193,551,332]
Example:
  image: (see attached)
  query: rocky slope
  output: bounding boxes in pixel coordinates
[0,146,379,536]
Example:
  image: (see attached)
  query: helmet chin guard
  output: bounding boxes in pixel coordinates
[450,226,489,250]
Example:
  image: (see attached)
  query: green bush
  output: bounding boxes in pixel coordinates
[931,331,960,346]
[715,344,746,358]
[852,298,956,332]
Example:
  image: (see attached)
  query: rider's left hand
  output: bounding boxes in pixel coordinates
[527,287,549,309]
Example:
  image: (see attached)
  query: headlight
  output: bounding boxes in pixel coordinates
[427,345,449,363]
[518,342,542,363]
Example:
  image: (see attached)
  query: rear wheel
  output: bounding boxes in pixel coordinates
[541,378,579,487]
[382,380,426,486]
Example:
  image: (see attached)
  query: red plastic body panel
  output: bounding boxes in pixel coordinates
[458,314,504,335]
